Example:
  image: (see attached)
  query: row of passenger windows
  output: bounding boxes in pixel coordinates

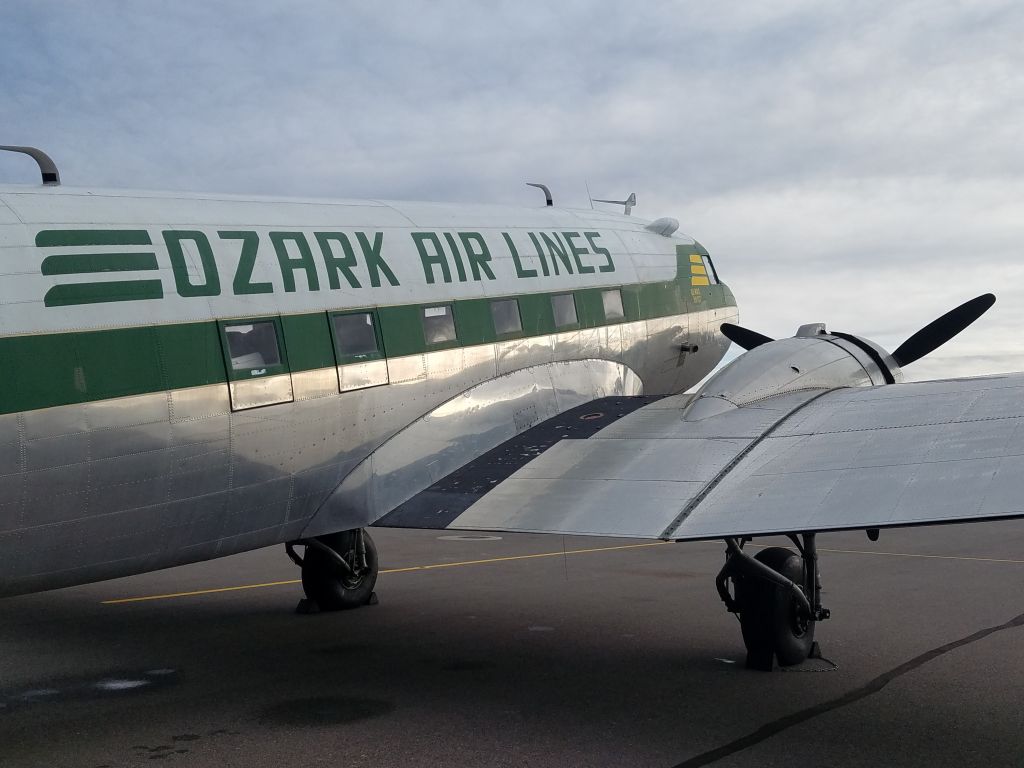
[222,289,626,373]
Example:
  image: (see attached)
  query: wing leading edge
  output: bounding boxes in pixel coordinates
[378,373,1024,540]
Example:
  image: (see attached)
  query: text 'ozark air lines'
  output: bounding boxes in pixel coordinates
[35,229,616,307]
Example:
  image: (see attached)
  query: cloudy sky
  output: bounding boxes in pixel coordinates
[2,1,1022,381]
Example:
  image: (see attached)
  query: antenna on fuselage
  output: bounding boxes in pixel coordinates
[0,146,61,185]
[526,182,553,206]
[593,192,636,215]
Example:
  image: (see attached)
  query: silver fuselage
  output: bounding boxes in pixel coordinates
[0,186,737,595]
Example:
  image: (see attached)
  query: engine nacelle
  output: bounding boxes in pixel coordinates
[685,323,902,421]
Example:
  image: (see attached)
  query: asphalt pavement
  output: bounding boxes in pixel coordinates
[2,522,1023,767]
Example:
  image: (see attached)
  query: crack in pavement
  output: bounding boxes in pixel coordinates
[671,609,1024,768]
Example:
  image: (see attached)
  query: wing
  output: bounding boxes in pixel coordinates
[376,373,1024,540]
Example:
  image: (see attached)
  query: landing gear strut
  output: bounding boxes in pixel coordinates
[715,534,830,671]
[286,529,379,612]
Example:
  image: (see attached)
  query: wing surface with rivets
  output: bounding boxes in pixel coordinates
[379,373,1024,539]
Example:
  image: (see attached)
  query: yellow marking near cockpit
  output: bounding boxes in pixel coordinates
[691,276,710,286]
[100,541,671,605]
[689,254,704,264]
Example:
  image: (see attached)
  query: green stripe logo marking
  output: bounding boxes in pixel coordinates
[37,230,164,307]
[41,252,159,275]
[35,230,153,248]
[43,281,165,307]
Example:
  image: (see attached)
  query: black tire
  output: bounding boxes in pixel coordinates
[736,546,815,667]
[301,530,379,611]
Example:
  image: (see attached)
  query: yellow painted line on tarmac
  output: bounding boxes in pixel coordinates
[101,540,1024,605]
[750,542,1024,565]
[101,541,670,605]
[102,579,303,604]
[817,547,1024,565]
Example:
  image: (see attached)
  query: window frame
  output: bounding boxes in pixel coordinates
[600,288,625,323]
[700,255,720,285]
[218,316,290,382]
[489,297,524,339]
[550,292,580,330]
[328,309,386,366]
[421,303,459,347]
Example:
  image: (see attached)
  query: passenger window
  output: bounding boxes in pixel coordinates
[601,289,625,321]
[422,304,457,345]
[551,293,578,328]
[332,312,381,361]
[701,255,720,285]
[223,322,282,372]
[490,298,523,336]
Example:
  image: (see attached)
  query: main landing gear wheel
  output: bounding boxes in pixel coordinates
[737,547,814,669]
[286,529,379,612]
[715,534,830,671]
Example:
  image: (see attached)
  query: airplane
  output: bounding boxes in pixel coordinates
[0,145,1017,671]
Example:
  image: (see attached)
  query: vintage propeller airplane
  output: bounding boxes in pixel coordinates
[0,145,1015,670]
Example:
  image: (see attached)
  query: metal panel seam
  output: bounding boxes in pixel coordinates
[0,195,25,224]
[659,387,841,540]
[370,200,420,227]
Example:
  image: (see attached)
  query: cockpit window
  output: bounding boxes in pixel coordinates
[701,255,720,285]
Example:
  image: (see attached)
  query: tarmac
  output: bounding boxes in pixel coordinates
[2,521,1023,767]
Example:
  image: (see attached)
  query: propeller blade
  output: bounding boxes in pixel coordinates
[891,293,996,367]
[720,323,774,351]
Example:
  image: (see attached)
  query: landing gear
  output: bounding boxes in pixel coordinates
[715,534,830,671]
[286,529,379,612]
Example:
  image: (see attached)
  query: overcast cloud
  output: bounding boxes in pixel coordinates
[2,0,1022,381]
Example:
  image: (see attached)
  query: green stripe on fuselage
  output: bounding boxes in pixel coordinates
[0,281,734,416]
